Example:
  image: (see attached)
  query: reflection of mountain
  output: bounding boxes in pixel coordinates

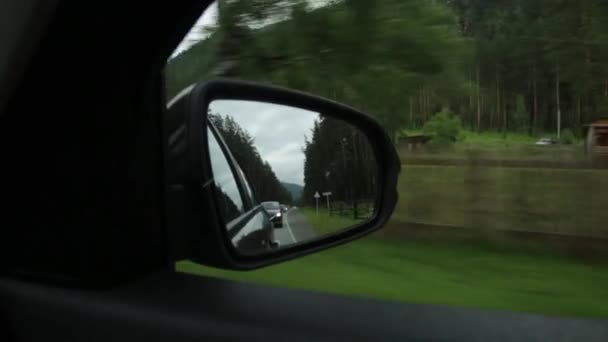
[281,182,303,202]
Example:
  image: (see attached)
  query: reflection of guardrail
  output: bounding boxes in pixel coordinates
[329,199,374,220]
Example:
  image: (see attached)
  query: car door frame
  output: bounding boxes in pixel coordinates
[207,120,274,247]
[207,120,256,211]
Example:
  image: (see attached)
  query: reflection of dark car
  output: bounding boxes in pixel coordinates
[262,201,283,228]
[208,122,279,253]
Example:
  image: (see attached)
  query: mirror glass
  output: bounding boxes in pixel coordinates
[207,99,378,255]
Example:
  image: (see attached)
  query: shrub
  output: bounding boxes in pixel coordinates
[422,108,463,146]
[560,128,576,145]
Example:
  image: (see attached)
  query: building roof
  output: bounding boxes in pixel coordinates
[586,118,608,127]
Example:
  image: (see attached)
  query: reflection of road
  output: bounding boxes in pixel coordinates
[273,208,317,246]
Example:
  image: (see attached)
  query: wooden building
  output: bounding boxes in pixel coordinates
[585,119,608,157]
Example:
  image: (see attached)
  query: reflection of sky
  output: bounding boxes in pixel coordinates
[209,100,318,185]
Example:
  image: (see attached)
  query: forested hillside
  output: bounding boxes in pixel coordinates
[167,0,608,140]
[281,182,304,202]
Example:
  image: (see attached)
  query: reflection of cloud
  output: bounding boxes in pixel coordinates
[265,142,304,184]
[247,107,284,137]
[209,100,317,185]
[266,142,301,162]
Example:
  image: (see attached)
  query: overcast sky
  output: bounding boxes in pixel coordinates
[172,0,333,57]
[210,100,318,185]
[172,2,218,57]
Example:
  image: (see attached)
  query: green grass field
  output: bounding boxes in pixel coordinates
[178,131,608,318]
[177,237,608,317]
[298,207,363,235]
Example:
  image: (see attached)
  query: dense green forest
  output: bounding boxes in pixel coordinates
[302,116,376,206]
[209,113,292,204]
[167,0,608,141]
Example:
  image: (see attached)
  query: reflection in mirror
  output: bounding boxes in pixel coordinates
[207,100,378,255]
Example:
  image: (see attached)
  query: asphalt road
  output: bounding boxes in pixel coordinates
[273,208,317,246]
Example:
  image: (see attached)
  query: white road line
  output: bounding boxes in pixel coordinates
[283,211,297,244]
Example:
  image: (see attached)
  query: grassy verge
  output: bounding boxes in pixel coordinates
[298,207,363,235]
[177,237,608,317]
[398,130,584,163]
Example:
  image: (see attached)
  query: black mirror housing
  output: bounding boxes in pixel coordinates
[165,79,400,270]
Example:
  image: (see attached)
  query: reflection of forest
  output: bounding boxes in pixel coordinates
[209,113,292,204]
[302,117,377,216]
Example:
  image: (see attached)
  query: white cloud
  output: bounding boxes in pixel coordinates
[265,141,304,184]
[209,100,318,185]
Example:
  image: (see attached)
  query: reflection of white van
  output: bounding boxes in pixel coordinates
[585,119,608,157]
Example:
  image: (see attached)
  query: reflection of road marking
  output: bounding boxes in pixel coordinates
[283,211,297,244]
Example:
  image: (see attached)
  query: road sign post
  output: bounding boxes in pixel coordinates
[314,191,320,215]
[322,191,332,214]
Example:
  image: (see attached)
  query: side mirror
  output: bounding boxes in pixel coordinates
[165,79,399,270]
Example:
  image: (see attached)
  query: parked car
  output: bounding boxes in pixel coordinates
[535,137,558,145]
[262,201,284,228]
